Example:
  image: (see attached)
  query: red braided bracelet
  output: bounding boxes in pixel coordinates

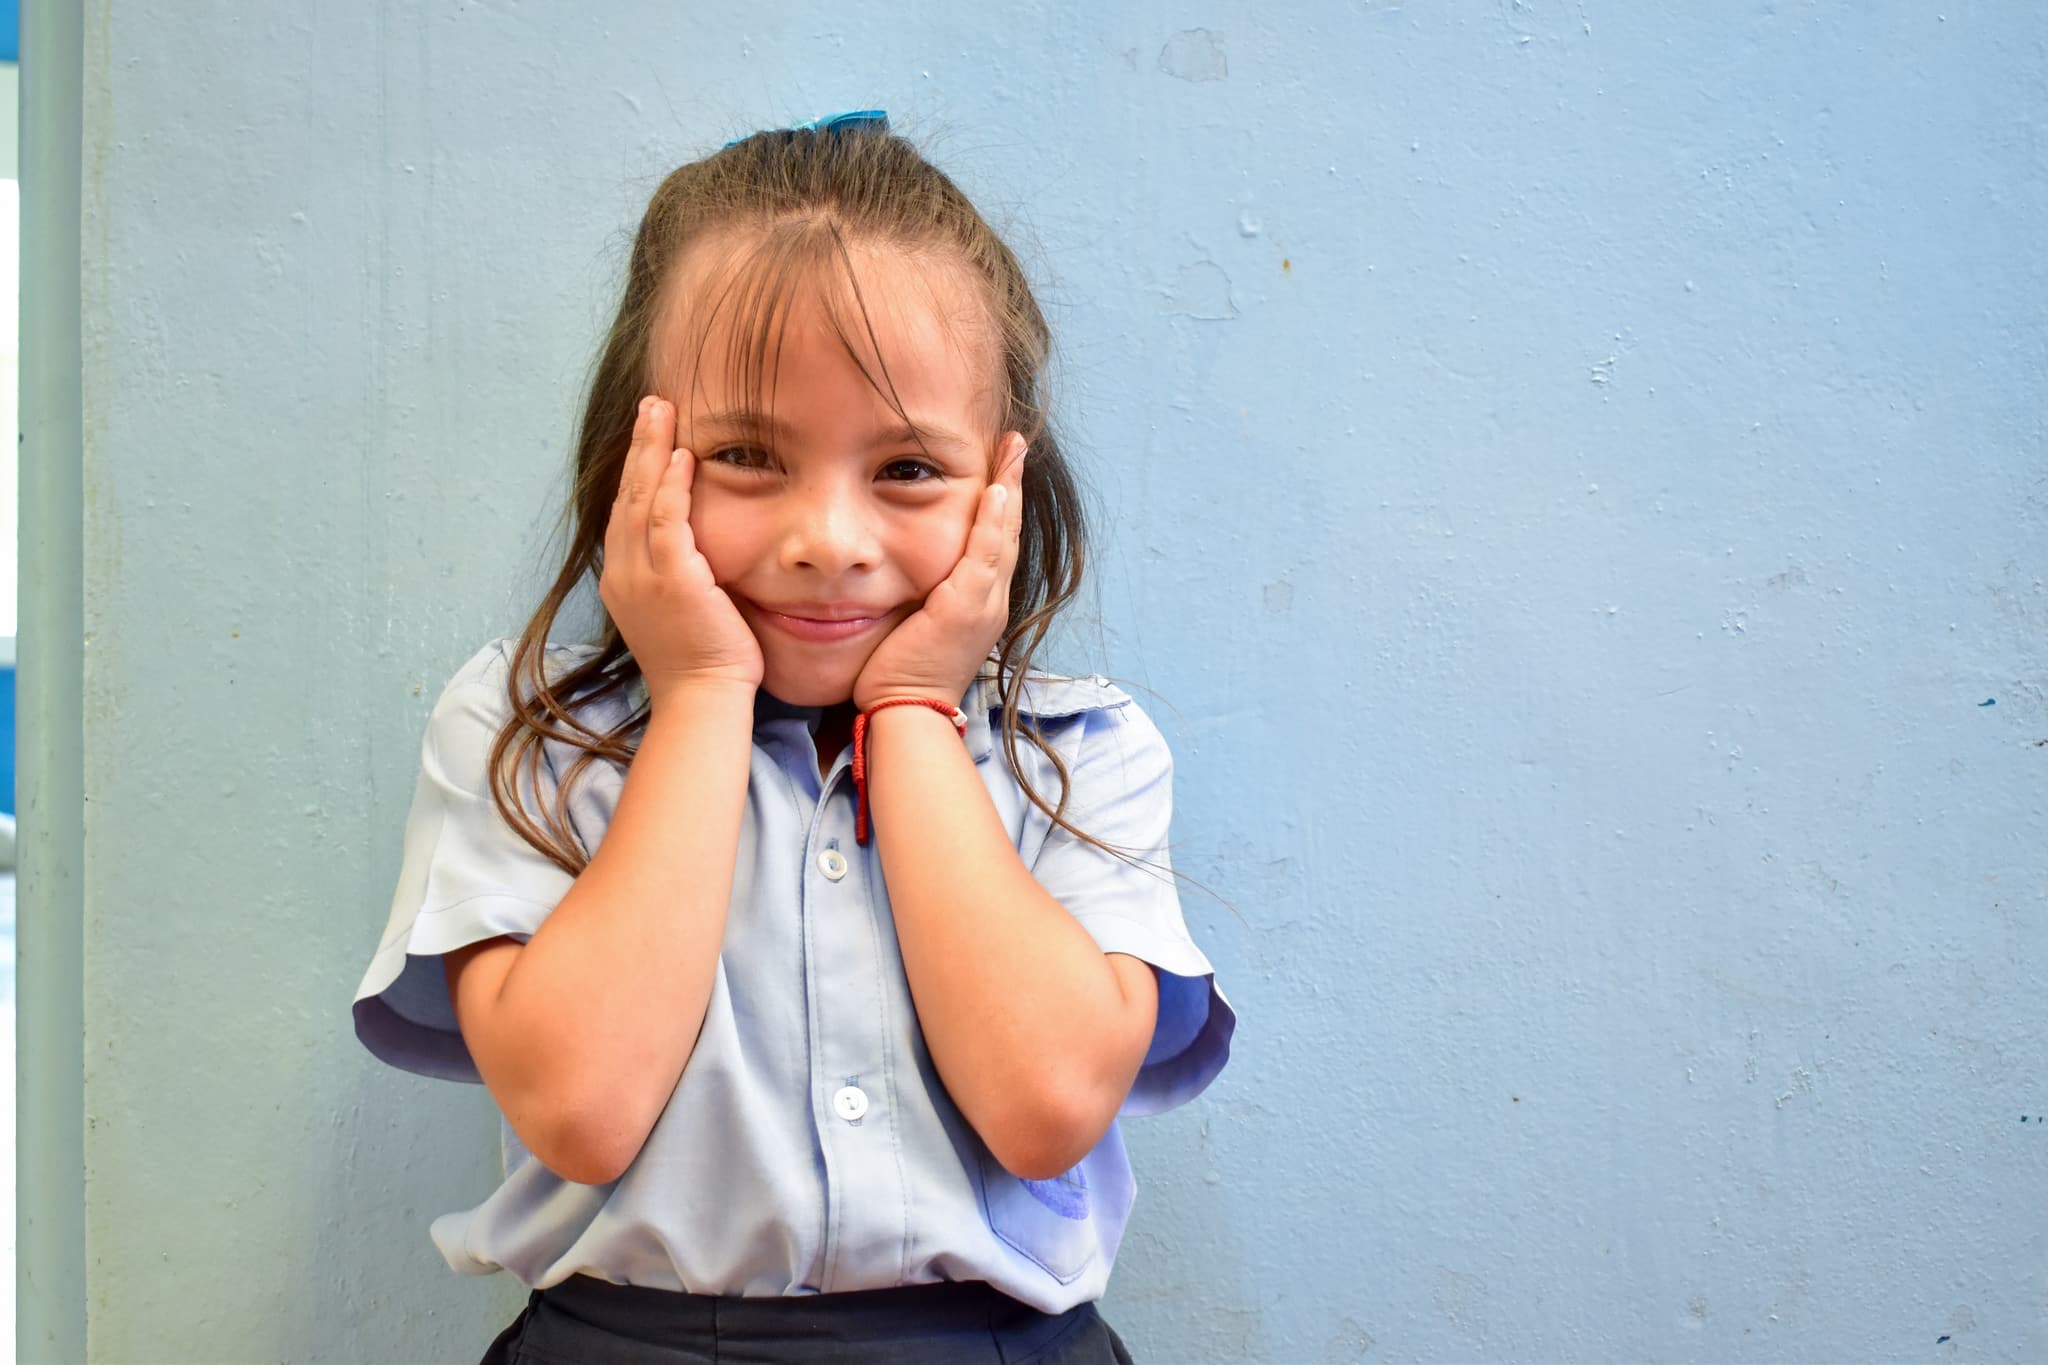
[851,697,969,845]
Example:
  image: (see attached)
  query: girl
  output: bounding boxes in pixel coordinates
[351,110,1234,1365]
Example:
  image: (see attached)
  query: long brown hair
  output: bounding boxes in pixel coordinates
[488,122,1130,876]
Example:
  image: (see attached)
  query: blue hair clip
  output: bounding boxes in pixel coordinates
[724,109,888,149]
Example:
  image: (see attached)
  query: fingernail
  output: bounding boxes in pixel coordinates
[992,485,1008,506]
[670,449,682,466]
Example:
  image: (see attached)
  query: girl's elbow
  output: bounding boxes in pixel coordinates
[997,1140,1093,1184]
[539,1119,639,1186]
[518,1110,623,1186]
[992,1014,1152,1178]
[518,1092,643,1186]
[542,1146,625,1187]
[988,1088,1120,1181]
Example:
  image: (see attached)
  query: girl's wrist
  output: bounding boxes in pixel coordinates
[849,694,973,845]
[853,684,967,713]
[646,672,760,718]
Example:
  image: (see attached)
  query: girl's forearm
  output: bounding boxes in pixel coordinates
[483,680,755,1183]
[866,706,1157,1180]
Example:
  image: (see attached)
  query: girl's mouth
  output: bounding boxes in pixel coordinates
[750,601,889,644]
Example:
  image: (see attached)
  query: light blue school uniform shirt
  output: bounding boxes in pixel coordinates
[351,638,1234,1316]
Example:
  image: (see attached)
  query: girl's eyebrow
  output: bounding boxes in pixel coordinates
[696,407,974,455]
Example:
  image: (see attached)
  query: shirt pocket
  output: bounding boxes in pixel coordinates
[976,1151,1100,1284]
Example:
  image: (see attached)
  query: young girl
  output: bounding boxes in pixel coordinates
[351,110,1234,1365]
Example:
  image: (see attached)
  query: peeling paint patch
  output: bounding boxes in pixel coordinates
[1322,1313,1375,1361]
[1158,29,1227,82]
[1431,1266,1490,1344]
[1765,565,1808,591]
[1163,260,1239,320]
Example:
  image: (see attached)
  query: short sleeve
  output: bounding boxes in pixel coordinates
[351,639,578,1083]
[1028,699,1235,1117]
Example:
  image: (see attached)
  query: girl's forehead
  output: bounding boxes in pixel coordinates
[653,231,999,422]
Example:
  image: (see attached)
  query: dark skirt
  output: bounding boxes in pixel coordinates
[480,1273,1136,1365]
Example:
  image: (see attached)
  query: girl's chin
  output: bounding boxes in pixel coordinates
[758,660,862,710]
[763,683,858,709]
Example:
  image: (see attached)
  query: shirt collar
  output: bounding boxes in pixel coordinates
[753,687,825,730]
[959,664,1132,764]
[625,663,1130,765]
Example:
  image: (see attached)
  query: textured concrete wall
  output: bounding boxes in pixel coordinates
[41,2,2048,1361]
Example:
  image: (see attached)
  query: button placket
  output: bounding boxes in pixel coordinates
[804,775,906,1290]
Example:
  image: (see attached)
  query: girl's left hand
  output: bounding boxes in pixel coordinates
[853,434,1028,711]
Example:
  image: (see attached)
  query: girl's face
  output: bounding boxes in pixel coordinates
[655,237,1007,708]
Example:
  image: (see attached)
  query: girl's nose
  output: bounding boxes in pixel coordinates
[781,483,881,576]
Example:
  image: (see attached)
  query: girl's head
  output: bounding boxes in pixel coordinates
[581,119,1083,707]
[653,224,1017,706]
[499,120,1097,872]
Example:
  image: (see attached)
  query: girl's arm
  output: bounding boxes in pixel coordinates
[866,703,1161,1181]
[443,678,755,1185]
[440,679,753,1186]
[446,395,763,1185]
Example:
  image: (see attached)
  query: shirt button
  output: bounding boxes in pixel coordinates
[832,1085,869,1122]
[818,848,848,881]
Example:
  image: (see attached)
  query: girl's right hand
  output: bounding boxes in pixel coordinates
[599,396,763,708]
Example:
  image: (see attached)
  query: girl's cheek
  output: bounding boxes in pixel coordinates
[687,508,736,582]
[918,499,980,588]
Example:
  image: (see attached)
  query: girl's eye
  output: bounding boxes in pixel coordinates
[708,446,772,471]
[881,458,941,483]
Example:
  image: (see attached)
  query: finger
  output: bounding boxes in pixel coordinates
[929,439,1024,616]
[609,396,672,560]
[981,436,1028,565]
[645,444,697,583]
[965,475,1011,583]
[616,397,670,507]
[998,431,1028,483]
[1002,436,1028,542]
[988,441,1026,602]
[925,477,1002,615]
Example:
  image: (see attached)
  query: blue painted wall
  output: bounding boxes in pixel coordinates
[1,665,13,816]
[55,4,2046,1362]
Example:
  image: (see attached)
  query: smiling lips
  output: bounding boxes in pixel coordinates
[750,600,892,643]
